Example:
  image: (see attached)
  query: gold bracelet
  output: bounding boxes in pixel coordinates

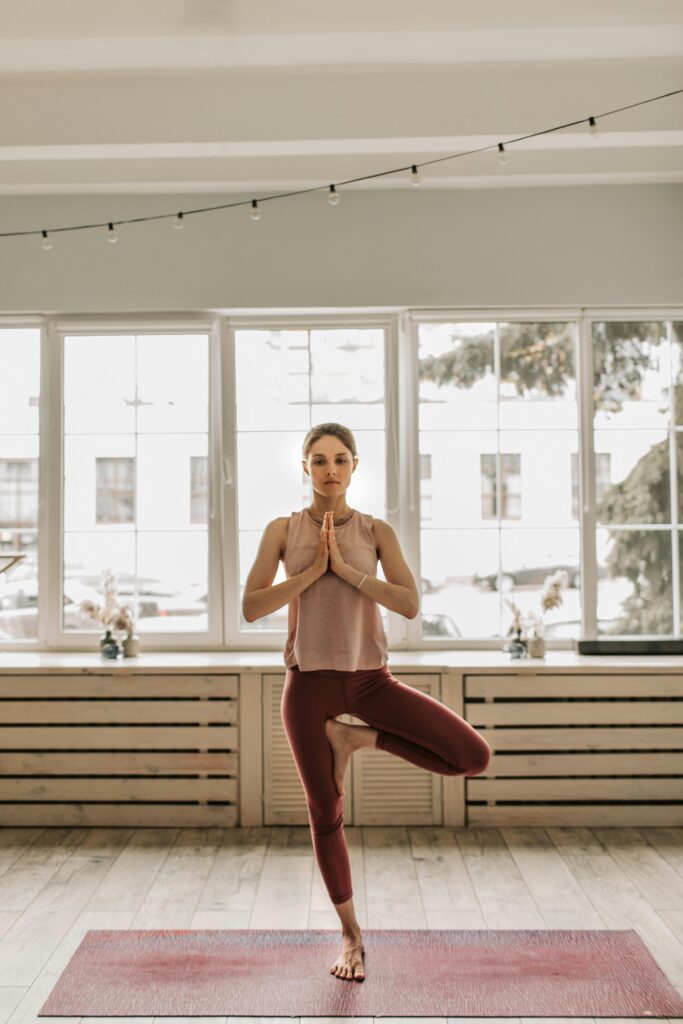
[356,573,368,589]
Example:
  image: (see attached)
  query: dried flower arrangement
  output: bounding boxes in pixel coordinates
[525,569,570,639]
[79,568,135,635]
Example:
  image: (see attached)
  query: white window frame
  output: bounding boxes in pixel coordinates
[1,305,682,652]
[223,313,407,650]
[46,314,224,650]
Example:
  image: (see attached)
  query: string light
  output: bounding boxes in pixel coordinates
[41,230,52,251]
[0,87,678,246]
[328,184,340,206]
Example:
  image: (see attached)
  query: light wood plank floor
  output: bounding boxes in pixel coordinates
[0,825,681,1024]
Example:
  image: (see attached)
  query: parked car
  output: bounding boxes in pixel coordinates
[421,613,461,637]
[473,563,584,591]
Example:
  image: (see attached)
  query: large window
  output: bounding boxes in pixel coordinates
[3,312,683,650]
[62,332,210,635]
[417,320,579,640]
[0,328,41,641]
[233,324,387,635]
[592,321,683,636]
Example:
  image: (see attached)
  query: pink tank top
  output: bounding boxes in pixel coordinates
[283,508,389,672]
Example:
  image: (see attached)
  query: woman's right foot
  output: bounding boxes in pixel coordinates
[324,717,356,797]
[329,932,365,981]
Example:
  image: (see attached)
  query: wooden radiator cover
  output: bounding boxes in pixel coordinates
[465,672,683,827]
[0,673,239,827]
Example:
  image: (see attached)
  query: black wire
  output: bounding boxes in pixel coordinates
[1,86,681,241]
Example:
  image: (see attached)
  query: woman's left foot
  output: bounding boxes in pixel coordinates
[324,718,356,797]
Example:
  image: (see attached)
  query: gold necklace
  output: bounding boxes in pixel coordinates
[307,505,353,525]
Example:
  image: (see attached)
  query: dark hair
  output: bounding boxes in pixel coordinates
[302,422,358,461]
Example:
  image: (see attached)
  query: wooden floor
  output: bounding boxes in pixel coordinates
[0,824,681,1023]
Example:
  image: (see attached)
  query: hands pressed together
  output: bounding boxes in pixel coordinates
[312,510,348,579]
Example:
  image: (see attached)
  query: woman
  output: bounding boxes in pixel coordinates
[242,422,492,983]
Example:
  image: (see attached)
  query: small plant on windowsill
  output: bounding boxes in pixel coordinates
[79,568,139,658]
[503,598,528,659]
[525,569,570,658]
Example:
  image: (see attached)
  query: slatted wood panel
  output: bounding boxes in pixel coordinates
[263,672,443,826]
[0,674,239,826]
[464,672,683,826]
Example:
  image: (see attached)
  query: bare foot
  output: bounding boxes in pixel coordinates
[324,717,356,797]
[329,933,365,981]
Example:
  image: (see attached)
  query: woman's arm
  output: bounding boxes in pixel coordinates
[334,518,419,619]
[242,518,323,622]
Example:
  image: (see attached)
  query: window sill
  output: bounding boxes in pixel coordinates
[0,649,681,673]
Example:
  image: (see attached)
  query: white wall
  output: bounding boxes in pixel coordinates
[0,184,681,311]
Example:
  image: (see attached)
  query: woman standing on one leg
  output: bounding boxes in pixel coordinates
[242,423,492,983]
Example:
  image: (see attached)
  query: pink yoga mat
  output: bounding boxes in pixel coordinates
[38,927,683,1018]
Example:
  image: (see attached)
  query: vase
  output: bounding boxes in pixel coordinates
[528,635,546,658]
[122,631,140,658]
[100,629,120,659]
[504,628,528,659]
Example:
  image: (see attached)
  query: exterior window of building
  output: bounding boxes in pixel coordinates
[0,460,38,528]
[96,457,135,524]
[480,453,521,520]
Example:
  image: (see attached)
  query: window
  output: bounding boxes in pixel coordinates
[0,460,38,527]
[4,311,683,651]
[592,321,683,636]
[417,320,578,640]
[62,332,210,635]
[0,328,41,642]
[96,457,135,524]
[480,453,521,520]
[233,324,387,635]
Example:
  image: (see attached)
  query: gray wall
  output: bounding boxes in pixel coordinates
[1,184,681,312]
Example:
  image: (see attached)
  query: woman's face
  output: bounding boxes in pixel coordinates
[303,435,357,498]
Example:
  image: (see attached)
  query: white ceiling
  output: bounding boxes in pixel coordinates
[0,0,681,194]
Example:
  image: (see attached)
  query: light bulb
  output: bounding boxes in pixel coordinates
[498,143,509,166]
[41,230,52,251]
[588,116,600,138]
[107,222,118,243]
[173,212,184,229]
[410,164,421,186]
[250,200,261,221]
[328,185,340,206]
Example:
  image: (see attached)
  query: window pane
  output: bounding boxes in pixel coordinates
[594,429,669,524]
[500,528,581,639]
[235,327,386,633]
[418,320,578,640]
[593,321,670,431]
[499,322,577,429]
[63,334,210,634]
[597,527,672,635]
[0,328,40,642]
[418,323,496,429]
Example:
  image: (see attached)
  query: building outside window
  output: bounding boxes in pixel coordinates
[96,457,135,524]
[480,453,521,520]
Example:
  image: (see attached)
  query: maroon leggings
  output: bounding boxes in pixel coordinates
[281,662,492,906]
